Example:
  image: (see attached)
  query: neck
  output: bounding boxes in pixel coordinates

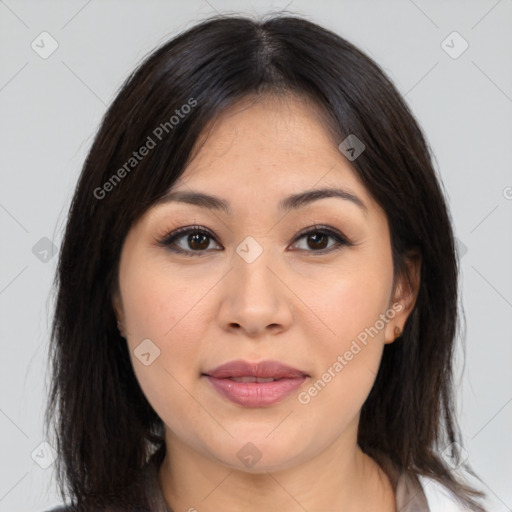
[157,427,395,512]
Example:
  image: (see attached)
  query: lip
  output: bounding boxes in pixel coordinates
[204,359,308,379]
[203,359,309,407]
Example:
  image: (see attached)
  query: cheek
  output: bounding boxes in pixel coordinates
[317,280,388,378]
[118,253,210,406]
[295,257,393,411]
[121,264,208,433]
[121,253,210,344]
[302,262,392,347]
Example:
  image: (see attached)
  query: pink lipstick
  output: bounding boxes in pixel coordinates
[203,359,309,407]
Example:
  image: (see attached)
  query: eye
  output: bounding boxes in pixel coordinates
[157,224,352,257]
[290,225,352,254]
[157,225,221,256]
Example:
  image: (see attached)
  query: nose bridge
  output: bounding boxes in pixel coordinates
[218,234,293,334]
[232,234,278,295]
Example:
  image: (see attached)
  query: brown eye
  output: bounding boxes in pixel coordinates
[187,232,211,250]
[305,233,329,250]
[158,226,221,256]
[158,224,352,257]
[291,226,351,254]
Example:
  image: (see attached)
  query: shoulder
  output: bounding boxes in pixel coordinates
[418,475,472,511]
[41,447,166,512]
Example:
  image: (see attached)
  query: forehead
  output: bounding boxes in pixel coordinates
[170,94,372,207]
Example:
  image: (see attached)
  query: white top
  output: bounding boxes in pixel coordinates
[419,475,473,511]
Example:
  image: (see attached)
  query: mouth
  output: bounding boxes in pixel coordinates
[202,359,309,407]
[203,359,309,379]
[224,376,281,383]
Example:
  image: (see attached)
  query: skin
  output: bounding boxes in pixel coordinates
[113,94,420,512]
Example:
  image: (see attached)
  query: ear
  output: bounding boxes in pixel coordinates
[111,284,125,331]
[112,287,126,339]
[384,249,421,344]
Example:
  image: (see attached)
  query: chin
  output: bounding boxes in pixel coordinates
[207,433,309,474]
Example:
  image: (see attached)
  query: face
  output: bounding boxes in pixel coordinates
[113,94,416,473]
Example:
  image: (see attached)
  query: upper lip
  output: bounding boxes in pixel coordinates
[203,360,309,379]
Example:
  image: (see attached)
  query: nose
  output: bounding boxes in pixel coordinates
[217,241,294,338]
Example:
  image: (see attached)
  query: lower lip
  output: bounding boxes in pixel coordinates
[204,376,308,407]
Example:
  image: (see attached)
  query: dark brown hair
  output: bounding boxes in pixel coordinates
[44,13,487,511]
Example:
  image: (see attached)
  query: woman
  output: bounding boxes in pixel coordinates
[44,13,488,512]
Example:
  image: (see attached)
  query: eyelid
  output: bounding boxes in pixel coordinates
[156,223,353,255]
[156,224,220,250]
[289,224,353,253]
[292,224,350,244]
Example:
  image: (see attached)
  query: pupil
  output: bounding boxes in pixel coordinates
[189,233,209,250]
[308,233,327,250]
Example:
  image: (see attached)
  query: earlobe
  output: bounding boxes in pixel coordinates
[112,291,123,320]
[384,249,421,344]
[384,322,403,344]
[116,319,126,338]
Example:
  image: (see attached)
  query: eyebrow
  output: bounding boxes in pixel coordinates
[156,187,367,214]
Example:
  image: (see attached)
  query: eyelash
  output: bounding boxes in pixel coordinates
[156,224,353,257]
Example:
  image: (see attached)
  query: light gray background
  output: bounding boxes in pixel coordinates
[1,1,511,511]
